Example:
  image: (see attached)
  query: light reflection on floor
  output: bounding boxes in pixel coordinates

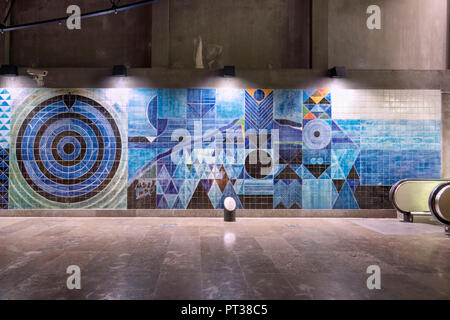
[0,217,448,300]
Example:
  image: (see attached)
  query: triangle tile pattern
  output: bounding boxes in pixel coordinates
[303,164,330,179]
[330,165,361,210]
[303,89,331,122]
[275,166,301,180]
[331,149,360,180]
[187,181,214,209]
[348,166,360,180]
[329,145,360,209]
[302,90,345,210]
[187,89,216,119]
[0,89,10,150]
[152,151,250,209]
[333,180,345,193]
[0,90,9,209]
[333,181,359,209]
[0,148,8,209]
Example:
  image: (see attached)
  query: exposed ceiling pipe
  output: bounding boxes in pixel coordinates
[2,0,16,25]
[2,0,15,65]
[0,0,159,33]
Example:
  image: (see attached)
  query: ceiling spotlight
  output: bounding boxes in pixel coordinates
[222,66,235,78]
[328,66,347,78]
[0,64,18,76]
[112,65,127,77]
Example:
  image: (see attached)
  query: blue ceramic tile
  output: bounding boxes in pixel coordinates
[157,89,187,119]
[216,89,244,119]
[274,90,302,122]
[302,179,333,209]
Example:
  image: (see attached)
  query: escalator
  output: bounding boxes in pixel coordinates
[390,179,450,233]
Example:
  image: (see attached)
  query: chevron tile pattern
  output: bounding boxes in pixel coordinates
[245,89,274,131]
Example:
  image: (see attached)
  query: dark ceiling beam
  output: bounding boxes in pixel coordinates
[0,0,160,33]
[2,68,449,91]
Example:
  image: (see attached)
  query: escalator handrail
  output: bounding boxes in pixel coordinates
[389,179,450,216]
[428,182,450,226]
[389,179,412,215]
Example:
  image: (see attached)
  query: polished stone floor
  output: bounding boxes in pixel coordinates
[0,217,448,300]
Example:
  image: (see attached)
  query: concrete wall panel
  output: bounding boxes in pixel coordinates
[168,0,311,69]
[9,0,152,67]
[328,0,448,70]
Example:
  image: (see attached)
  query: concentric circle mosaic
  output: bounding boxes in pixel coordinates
[15,94,122,203]
[303,119,331,150]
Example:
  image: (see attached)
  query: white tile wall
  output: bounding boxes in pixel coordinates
[332,90,441,120]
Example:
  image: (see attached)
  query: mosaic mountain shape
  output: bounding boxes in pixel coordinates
[347,166,360,180]
[319,97,330,104]
[289,150,303,164]
[304,164,330,179]
[275,202,287,209]
[187,181,214,209]
[216,166,230,192]
[290,203,301,209]
[200,179,214,193]
[333,179,345,193]
[304,98,316,105]
[275,166,301,180]
[275,202,301,209]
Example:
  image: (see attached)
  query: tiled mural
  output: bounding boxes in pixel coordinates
[0,88,442,211]
[8,89,128,209]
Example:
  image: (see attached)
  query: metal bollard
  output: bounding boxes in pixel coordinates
[224,197,236,222]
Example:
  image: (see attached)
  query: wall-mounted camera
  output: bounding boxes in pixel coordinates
[27,68,48,87]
